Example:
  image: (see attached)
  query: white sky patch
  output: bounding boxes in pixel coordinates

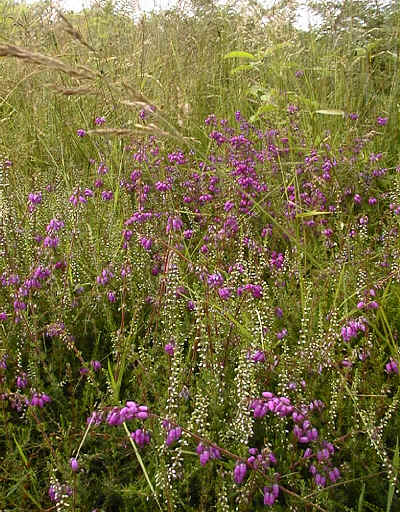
[20,0,321,30]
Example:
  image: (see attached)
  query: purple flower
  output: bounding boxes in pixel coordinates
[140,237,153,251]
[250,350,265,363]
[107,408,123,426]
[377,116,388,126]
[166,215,183,233]
[385,358,399,375]
[123,229,133,242]
[287,104,299,114]
[315,473,326,487]
[94,116,106,126]
[341,359,353,368]
[207,272,224,287]
[233,463,247,484]
[91,360,102,371]
[131,428,151,448]
[134,404,149,420]
[196,443,221,466]
[224,200,234,212]
[183,229,194,239]
[30,392,51,408]
[77,129,87,137]
[166,427,182,446]
[164,343,175,356]
[341,318,366,341]
[276,328,288,340]
[28,192,42,205]
[249,284,263,298]
[70,458,79,472]
[48,485,57,502]
[101,190,113,201]
[328,467,341,483]
[322,228,333,238]
[199,450,210,465]
[43,236,60,248]
[210,130,226,146]
[303,448,313,458]
[97,163,109,175]
[263,484,279,506]
[168,151,186,165]
[96,268,114,286]
[218,287,232,300]
[13,299,26,311]
[16,373,28,389]
[46,218,64,233]
[108,401,149,425]
[87,411,103,426]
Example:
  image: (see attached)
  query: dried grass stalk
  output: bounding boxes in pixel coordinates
[88,124,170,138]
[0,44,98,80]
[88,126,199,145]
[50,84,96,96]
[57,11,97,53]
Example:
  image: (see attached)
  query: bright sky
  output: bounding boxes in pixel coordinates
[23,0,320,30]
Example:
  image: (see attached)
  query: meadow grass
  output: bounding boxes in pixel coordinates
[0,1,400,510]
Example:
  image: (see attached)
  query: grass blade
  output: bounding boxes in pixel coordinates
[123,422,163,511]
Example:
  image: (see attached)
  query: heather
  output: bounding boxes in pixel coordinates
[0,1,400,510]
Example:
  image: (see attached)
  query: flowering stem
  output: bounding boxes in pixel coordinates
[149,413,329,512]
[74,414,94,459]
[123,422,163,511]
[303,471,387,499]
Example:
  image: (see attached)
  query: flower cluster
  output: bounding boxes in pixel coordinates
[107,401,149,426]
[196,443,221,466]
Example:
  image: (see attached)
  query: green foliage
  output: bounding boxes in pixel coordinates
[0,0,400,510]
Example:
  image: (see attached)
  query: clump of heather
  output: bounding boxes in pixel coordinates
[1,100,400,511]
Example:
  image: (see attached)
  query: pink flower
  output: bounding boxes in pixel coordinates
[70,458,79,472]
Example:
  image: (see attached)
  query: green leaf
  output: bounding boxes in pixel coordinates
[107,358,118,399]
[13,434,28,467]
[261,41,292,57]
[123,422,162,511]
[6,473,29,498]
[386,437,399,512]
[358,482,365,512]
[248,84,264,97]
[260,94,273,102]
[249,103,277,123]
[224,50,257,60]
[296,210,332,218]
[230,63,255,75]
[315,109,345,116]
